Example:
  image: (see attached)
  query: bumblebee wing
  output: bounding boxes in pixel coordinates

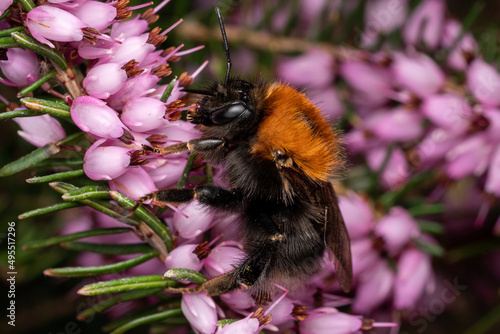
[319,182,353,293]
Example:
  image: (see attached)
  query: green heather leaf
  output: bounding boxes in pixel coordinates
[408,204,444,216]
[0,109,42,120]
[77,288,164,320]
[448,238,500,262]
[110,191,172,250]
[109,308,183,334]
[50,182,141,227]
[11,32,67,69]
[0,143,60,177]
[0,8,10,21]
[20,97,71,118]
[78,275,168,295]
[418,220,445,235]
[62,185,111,201]
[176,152,197,188]
[160,76,177,103]
[30,158,84,169]
[62,241,154,255]
[27,169,85,183]
[23,227,132,250]
[44,252,159,277]
[18,0,36,11]
[464,302,500,334]
[0,36,18,48]
[19,202,81,220]
[414,238,445,257]
[164,268,206,285]
[18,72,57,97]
[0,26,24,37]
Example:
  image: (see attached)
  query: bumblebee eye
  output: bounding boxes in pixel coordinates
[211,101,250,125]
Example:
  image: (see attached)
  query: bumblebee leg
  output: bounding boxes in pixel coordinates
[131,186,241,213]
[145,137,227,155]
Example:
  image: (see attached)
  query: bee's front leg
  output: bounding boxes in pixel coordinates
[131,185,242,213]
[145,137,227,155]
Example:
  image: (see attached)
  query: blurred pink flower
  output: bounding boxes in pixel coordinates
[375,207,420,255]
[277,49,334,89]
[366,107,423,143]
[339,192,374,239]
[394,249,433,309]
[485,146,500,196]
[467,58,500,107]
[13,114,66,147]
[421,93,472,134]
[367,146,410,189]
[441,19,478,71]
[352,260,395,313]
[403,0,445,49]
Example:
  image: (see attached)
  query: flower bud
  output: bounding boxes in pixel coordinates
[26,5,85,48]
[485,147,500,197]
[277,49,334,89]
[71,96,126,139]
[69,0,117,31]
[0,0,12,16]
[467,58,500,107]
[421,94,472,134]
[367,107,423,143]
[203,244,245,278]
[109,167,157,200]
[83,63,128,99]
[367,146,409,189]
[165,244,203,272]
[121,97,168,132]
[0,48,40,87]
[83,139,130,180]
[174,200,215,239]
[181,292,218,334]
[13,114,66,147]
[352,260,394,313]
[216,315,259,334]
[339,192,374,239]
[299,307,362,334]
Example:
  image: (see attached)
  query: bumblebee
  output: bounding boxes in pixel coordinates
[133,8,352,303]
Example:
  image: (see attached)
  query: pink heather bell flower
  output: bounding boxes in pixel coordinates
[394,249,433,309]
[173,200,215,239]
[485,146,500,196]
[340,60,392,107]
[467,58,500,107]
[362,0,408,46]
[108,167,157,200]
[277,49,335,89]
[164,243,203,272]
[366,107,423,143]
[421,93,472,134]
[445,134,492,179]
[339,192,374,239]
[121,97,169,132]
[441,20,478,71]
[110,15,149,40]
[299,307,362,334]
[374,207,420,255]
[13,114,66,147]
[367,146,410,189]
[403,0,445,50]
[181,291,218,334]
[0,48,40,87]
[0,0,12,16]
[82,63,128,99]
[391,52,445,98]
[83,139,131,181]
[216,315,260,334]
[71,96,127,140]
[69,0,117,31]
[26,5,86,48]
[352,260,395,313]
[203,243,245,278]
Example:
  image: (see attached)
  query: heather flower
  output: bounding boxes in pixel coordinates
[216,316,260,334]
[338,192,374,239]
[71,96,127,140]
[69,0,117,31]
[108,167,157,200]
[165,243,203,272]
[173,200,216,239]
[403,0,445,50]
[203,243,245,278]
[352,260,394,313]
[82,63,128,99]
[366,146,410,189]
[83,139,131,181]
[375,207,420,255]
[467,58,500,107]
[299,307,362,334]
[391,52,445,98]
[121,96,169,132]
[420,93,472,134]
[366,107,423,143]
[394,249,433,309]
[0,0,12,15]
[13,114,66,147]
[441,19,478,71]
[0,48,40,87]
[362,0,408,46]
[181,291,218,334]
[26,5,86,48]
[485,146,500,196]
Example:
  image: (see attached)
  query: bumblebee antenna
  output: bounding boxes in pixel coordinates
[215,7,231,87]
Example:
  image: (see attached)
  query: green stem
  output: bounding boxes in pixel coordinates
[110,308,183,334]
[26,169,85,183]
[23,227,132,251]
[18,0,36,11]
[0,143,60,177]
[18,72,57,97]
[44,252,159,277]
[18,202,80,220]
